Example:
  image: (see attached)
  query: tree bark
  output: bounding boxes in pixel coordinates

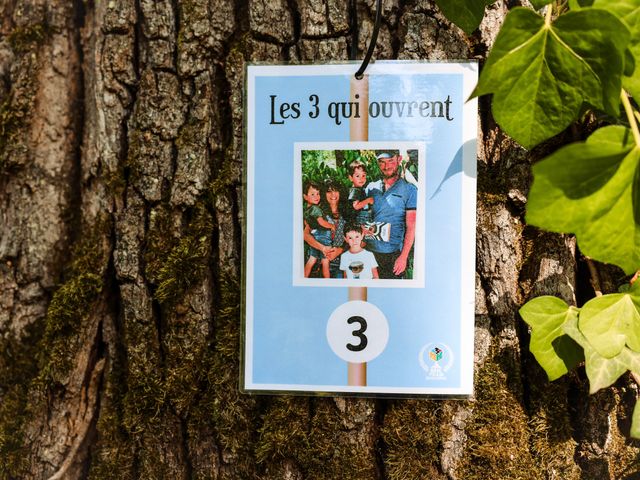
[0,0,638,479]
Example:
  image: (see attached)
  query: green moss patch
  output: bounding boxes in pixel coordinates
[304,399,378,480]
[257,396,379,480]
[607,388,640,479]
[0,218,110,477]
[145,203,213,306]
[0,87,33,169]
[209,274,258,472]
[256,397,310,465]
[1,22,52,171]
[37,272,103,385]
[87,354,136,480]
[8,23,52,52]
[381,400,444,479]
[528,371,581,480]
[164,327,212,417]
[457,350,545,480]
[0,323,43,479]
[210,152,239,194]
[37,218,111,386]
[0,95,26,160]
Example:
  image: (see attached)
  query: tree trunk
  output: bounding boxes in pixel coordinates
[0,0,638,479]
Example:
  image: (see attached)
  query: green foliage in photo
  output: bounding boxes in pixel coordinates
[301,149,419,192]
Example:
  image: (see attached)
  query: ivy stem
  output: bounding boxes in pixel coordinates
[586,258,603,297]
[621,90,640,148]
[629,273,640,389]
[545,4,553,25]
[628,273,640,390]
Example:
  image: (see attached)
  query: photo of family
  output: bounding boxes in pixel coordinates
[294,143,424,287]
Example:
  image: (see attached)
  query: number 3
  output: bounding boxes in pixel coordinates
[309,94,319,119]
[346,316,368,352]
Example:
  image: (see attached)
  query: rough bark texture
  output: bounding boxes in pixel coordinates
[0,0,638,479]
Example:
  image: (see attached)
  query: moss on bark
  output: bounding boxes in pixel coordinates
[7,23,53,52]
[381,400,444,479]
[256,397,380,480]
[304,398,378,480]
[87,342,137,480]
[0,21,53,171]
[143,201,213,306]
[527,371,581,479]
[37,217,111,386]
[0,217,110,478]
[0,323,43,479]
[205,274,259,479]
[457,348,545,480]
[153,206,212,306]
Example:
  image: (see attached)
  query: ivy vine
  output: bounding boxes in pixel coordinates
[441,0,640,437]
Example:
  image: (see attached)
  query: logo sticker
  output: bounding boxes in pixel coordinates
[419,343,454,380]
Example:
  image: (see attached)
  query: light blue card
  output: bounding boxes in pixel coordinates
[244,62,477,396]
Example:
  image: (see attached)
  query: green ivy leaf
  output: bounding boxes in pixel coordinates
[554,9,630,115]
[624,48,636,77]
[531,0,553,8]
[620,280,640,294]
[585,349,634,392]
[593,0,640,100]
[473,8,630,148]
[569,0,596,7]
[434,0,495,35]
[526,126,640,274]
[520,296,583,380]
[564,315,640,392]
[632,400,640,438]
[579,292,640,357]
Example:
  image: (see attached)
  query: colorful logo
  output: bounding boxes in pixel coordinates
[429,347,443,362]
[419,343,454,381]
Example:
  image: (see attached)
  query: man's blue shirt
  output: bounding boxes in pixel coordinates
[365,177,417,253]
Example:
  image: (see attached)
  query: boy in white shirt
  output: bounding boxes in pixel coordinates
[339,223,379,279]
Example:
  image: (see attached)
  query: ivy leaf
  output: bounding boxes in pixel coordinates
[473,8,630,148]
[564,315,640,392]
[593,0,640,100]
[531,0,553,8]
[434,0,495,35]
[526,126,640,274]
[553,9,630,115]
[633,400,640,438]
[624,48,636,77]
[520,296,583,380]
[531,0,553,10]
[569,0,596,7]
[579,292,640,358]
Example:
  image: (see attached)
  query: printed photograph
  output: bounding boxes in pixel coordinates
[294,143,424,286]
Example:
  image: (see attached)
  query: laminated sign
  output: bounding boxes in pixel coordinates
[243,62,477,396]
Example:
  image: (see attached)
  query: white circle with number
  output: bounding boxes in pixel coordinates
[326,300,389,363]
